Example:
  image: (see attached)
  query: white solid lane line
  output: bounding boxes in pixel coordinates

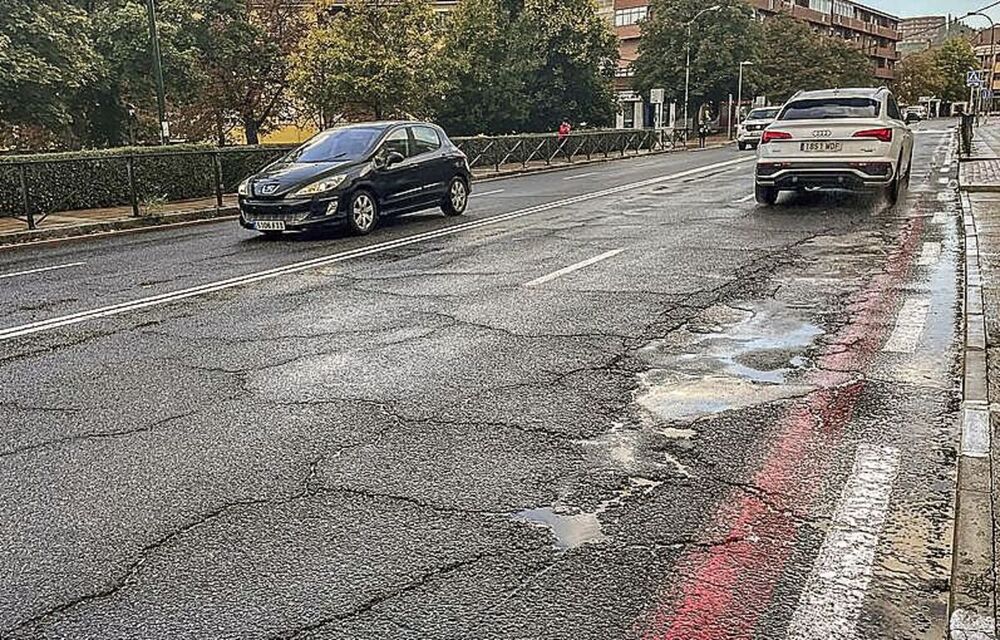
[882,297,930,353]
[470,188,505,198]
[736,193,756,203]
[525,249,624,287]
[0,262,86,280]
[0,155,753,341]
[784,444,900,640]
[563,172,596,181]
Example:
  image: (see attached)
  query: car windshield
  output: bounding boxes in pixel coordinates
[747,108,780,120]
[285,127,383,163]
[779,97,881,120]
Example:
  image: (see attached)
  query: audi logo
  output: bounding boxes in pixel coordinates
[812,129,833,138]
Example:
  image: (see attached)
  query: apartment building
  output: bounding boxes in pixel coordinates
[612,0,901,128]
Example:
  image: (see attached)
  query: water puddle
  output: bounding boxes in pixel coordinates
[514,477,661,550]
[635,300,821,424]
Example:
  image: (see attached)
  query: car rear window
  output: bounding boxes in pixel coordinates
[747,108,779,120]
[779,98,881,120]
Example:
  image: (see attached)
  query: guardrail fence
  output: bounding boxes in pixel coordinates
[0,129,679,231]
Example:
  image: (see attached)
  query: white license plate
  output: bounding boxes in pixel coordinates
[254,220,286,231]
[801,141,842,152]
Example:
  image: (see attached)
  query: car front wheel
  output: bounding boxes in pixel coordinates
[442,177,469,216]
[347,190,379,235]
[755,184,778,205]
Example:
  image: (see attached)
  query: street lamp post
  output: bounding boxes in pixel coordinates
[145,0,168,144]
[684,5,722,136]
[737,60,753,127]
[970,13,997,115]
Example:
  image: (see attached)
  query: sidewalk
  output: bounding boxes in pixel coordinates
[0,136,732,246]
[956,122,1000,640]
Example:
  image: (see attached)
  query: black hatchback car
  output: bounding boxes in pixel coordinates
[238,121,472,236]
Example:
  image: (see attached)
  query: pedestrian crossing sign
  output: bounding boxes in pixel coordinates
[968,70,984,87]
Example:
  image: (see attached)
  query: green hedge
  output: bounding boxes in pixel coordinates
[0,144,293,217]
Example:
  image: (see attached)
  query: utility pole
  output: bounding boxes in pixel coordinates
[146,0,169,144]
[737,61,753,127]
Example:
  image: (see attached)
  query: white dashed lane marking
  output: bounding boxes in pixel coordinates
[916,242,941,266]
[525,249,625,287]
[0,262,87,280]
[882,297,930,353]
[785,444,900,640]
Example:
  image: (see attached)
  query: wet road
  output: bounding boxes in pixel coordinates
[0,122,964,639]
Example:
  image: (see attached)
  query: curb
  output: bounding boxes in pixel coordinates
[0,206,239,248]
[0,141,736,247]
[951,187,998,640]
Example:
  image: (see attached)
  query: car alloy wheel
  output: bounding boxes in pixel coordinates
[351,192,376,233]
[442,177,469,216]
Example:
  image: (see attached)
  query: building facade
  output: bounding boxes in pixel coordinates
[898,15,971,58]
[611,0,901,128]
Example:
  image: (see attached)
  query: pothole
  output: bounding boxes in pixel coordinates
[514,477,661,550]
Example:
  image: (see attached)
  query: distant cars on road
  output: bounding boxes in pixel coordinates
[238,121,472,237]
[903,105,928,123]
[754,87,915,206]
[736,107,781,151]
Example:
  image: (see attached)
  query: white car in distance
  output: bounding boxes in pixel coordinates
[754,87,914,206]
[736,106,780,150]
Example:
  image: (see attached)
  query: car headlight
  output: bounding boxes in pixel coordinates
[238,179,251,196]
[291,175,347,198]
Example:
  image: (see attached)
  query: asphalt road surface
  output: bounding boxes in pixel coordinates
[0,121,963,639]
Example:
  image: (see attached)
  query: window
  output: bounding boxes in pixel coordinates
[746,108,780,120]
[614,6,647,27]
[410,126,441,155]
[779,97,882,120]
[887,96,902,121]
[809,0,831,14]
[380,128,409,158]
[285,127,382,163]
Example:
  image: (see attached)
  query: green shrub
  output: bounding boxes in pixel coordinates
[0,144,293,216]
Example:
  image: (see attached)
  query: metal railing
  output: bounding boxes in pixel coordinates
[0,129,678,231]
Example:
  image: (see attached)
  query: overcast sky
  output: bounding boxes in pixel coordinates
[868,0,1000,21]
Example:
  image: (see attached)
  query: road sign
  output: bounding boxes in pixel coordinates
[650,88,665,105]
[968,70,983,87]
[982,87,994,100]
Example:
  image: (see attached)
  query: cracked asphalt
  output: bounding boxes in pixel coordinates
[0,122,966,639]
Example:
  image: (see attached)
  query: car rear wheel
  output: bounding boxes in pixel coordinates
[755,184,778,205]
[347,190,379,235]
[738,141,746,151]
[442,177,469,216]
[885,154,904,205]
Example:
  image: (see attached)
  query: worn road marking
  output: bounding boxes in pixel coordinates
[470,188,505,198]
[785,444,900,640]
[882,297,930,353]
[563,172,596,181]
[0,156,753,341]
[938,177,951,185]
[932,211,949,224]
[916,241,941,266]
[0,262,86,280]
[735,193,756,203]
[525,249,624,287]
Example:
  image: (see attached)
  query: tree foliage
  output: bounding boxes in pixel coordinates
[754,15,873,102]
[0,0,100,145]
[633,0,761,109]
[291,0,445,123]
[933,37,979,103]
[893,49,946,104]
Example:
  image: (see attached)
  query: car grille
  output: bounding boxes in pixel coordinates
[243,211,308,223]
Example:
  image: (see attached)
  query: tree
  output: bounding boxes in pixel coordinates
[435,0,533,135]
[633,0,761,112]
[0,0,100,146]
[436,0,617,135]
[291,0,445,123]
[893,48,945,104]
[516,0,619,131]
[182,0,307,145]
[754,15,873,103]
[933,37,978,103]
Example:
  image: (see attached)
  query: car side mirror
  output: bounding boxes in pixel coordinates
[377,151,404,169]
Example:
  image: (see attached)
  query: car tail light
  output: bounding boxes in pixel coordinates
[761,130,792,144]
[852,128,893,142]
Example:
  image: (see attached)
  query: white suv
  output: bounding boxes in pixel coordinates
[755,87,914,205]
[737,106,780,150]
